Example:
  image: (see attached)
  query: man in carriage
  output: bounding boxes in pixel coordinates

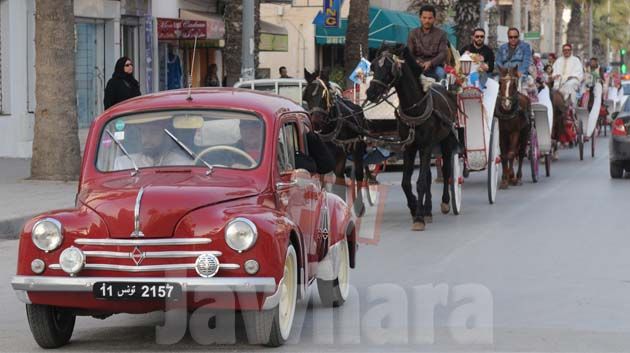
[495,27,535,98]
[552,43,584,108]
[407,4,449,81]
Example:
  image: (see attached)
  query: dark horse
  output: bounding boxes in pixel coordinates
[302,69,368,216]
[365,45,460,231]
[495,67,531,188]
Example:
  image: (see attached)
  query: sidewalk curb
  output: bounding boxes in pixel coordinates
[0,216,30,240]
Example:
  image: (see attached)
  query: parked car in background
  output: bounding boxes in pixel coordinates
[610,101,630,178]
[234,78,343,105]
[11,88,357,348]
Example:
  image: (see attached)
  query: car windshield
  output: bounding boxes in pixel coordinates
[96,110,264,172]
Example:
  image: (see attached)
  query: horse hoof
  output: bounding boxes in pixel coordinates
[499,180,509,190]
[425,215,433,224]
[412,222,426,231]
[434,177,443,184]
[440,203,450,214]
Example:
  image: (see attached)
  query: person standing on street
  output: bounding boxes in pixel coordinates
[407,4,449,81]
[104,57,141,110]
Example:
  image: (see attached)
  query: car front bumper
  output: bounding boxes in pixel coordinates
[12,276,281,311]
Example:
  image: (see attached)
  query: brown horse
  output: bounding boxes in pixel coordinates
[495,67,531,189]
[546,77,573,158]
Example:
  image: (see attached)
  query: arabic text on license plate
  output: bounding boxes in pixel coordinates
[93,282,182,300]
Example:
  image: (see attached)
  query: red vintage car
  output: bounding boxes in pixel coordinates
[11,88,357,348]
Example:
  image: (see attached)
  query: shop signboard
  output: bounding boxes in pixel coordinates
[157,18,207,40]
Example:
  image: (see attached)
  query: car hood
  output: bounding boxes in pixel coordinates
[79,173,263,238]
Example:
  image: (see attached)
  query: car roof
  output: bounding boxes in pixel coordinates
[97,88,306,126]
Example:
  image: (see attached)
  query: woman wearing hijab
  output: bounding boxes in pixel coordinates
[104,57,141,109]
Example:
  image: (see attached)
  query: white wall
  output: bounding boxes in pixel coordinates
[0,0,34,158]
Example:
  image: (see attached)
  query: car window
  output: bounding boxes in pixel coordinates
[277,122,299,173]
[96,110,264,172]
[253,84,276,94]
[623,83,630,96]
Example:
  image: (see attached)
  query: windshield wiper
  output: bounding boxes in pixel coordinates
[163,129,214,175]
[106,130,139,176]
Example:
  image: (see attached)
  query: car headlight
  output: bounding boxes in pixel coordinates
[225,218,257,252]
[59,247,85,275]
[31,218,63,251]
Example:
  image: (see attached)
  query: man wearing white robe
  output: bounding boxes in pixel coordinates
[552,43,584,106]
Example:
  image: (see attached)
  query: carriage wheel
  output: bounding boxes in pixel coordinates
[545,154,551,177]
[487,118,500,204]
[591,132,596,158]
[529,126,540,183]
[578,120,584,161]
[450,152,463,215]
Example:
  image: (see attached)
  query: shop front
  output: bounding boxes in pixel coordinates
[156,12,225,91]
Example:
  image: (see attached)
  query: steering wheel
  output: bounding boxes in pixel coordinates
[194,145,257,168]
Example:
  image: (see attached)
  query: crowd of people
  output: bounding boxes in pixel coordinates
[404,4,622,110]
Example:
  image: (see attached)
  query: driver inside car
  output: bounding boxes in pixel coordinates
[114,119,190,170]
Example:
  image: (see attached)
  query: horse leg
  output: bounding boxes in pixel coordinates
[440,141,452,214]
[412,151,431,231]
[423,157,433,223]
[499,123,510,190]
[401,144,418,220]
[508,130,522,186]
[331,147,347,201]
[352,144,366,217]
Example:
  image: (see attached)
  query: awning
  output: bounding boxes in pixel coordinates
[315,7,457,48]
[260,21,288,52]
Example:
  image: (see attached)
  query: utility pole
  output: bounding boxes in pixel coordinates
[606,0,610,64]
[241,0,255,81]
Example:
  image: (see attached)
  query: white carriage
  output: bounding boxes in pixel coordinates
[575,82,603,159]
[455,78,500,205]
[530,86,555,179]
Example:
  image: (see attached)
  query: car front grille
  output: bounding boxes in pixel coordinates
[48,238,240,274]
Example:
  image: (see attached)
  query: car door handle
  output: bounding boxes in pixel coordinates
[276,180,297,190]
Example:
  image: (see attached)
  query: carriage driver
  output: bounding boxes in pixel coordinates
[407,4,449,81]
[495,27,534,94]
[552,43,584,107]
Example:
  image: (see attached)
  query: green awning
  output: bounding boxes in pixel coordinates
[315,7,456,48]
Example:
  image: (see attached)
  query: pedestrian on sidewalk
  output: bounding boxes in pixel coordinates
[104,57,141,110]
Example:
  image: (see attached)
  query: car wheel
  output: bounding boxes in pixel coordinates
[243,245,298,347]
[317,238,350,307]
[610,162,624,179]
[26,304,76,349]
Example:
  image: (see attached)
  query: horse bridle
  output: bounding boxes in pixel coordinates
[307,78,334,117]
[370,53,403,105]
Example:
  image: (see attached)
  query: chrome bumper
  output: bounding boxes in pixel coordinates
[12,276,279,307]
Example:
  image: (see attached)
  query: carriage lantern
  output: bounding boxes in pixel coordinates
[459,53,473,76]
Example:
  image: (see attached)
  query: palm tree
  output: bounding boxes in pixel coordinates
[31,0,81,181]
[554,0,565,53]
[454,0,481,50]
[566,1,583,57]
[407,0,452,25]
[529,0,542,52]
[223,0,261,85]
[344,0,369,87]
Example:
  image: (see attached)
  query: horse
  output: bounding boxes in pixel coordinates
[495,67,531,188]
[302,69,368,217]
[365,45,460,231]
[547,77,574,157]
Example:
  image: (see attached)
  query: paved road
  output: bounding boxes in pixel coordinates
[1,136,629,352]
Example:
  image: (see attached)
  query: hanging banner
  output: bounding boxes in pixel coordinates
[323,0,342,28]
[157,18,207,40]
